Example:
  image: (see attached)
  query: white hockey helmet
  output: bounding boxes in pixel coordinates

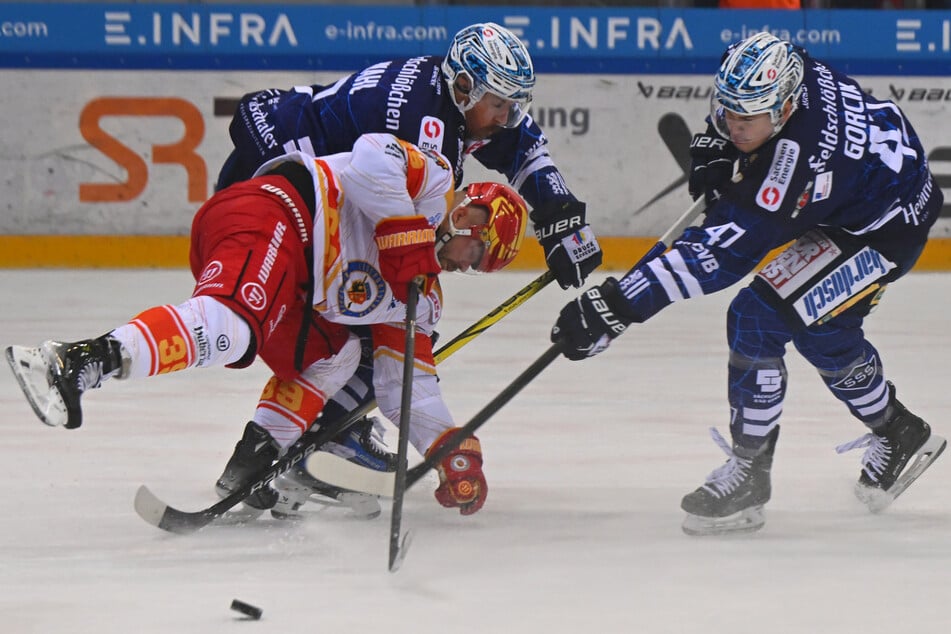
[442,22,535,128]
[710,32,804,139]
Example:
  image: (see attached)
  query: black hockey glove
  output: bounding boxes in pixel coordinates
[531,200,603,289]
[688,127,738,207]
[551,277,631,361]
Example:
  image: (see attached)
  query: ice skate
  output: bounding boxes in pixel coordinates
[215,421,281,513]
[5,337,123,429]
[836,382,946,513]
[681,426,778,536]
[272,462,381,520]
[320,415,397,472]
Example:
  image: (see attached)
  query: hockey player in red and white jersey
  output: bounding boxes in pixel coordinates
[6,132,528,518]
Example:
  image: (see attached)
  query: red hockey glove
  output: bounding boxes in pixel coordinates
[426,427,487,516]
[374,216,440,303]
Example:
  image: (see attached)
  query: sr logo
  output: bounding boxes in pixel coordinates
[79,97,207,203]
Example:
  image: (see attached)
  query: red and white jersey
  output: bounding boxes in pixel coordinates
[254,133,457,451]
[255,133,452,334]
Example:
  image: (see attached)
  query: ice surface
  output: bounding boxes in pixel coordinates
[2,269,949,633]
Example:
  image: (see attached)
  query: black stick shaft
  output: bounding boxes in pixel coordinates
[388,281,419,571]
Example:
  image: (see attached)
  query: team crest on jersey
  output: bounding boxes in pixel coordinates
[338,261,386,317]
[756,139,800,212]
[347,280,369,305]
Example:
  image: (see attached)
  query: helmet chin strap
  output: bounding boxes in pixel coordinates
[435,200,470,254]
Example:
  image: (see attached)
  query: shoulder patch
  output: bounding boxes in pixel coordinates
[418,116,446,155]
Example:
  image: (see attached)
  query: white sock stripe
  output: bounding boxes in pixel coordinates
[331,392,360,411]
[742,420,779,437]
[296,136,316,156]
[647,258,685,302]
[855,388,891,417]
[663,249,704,298]
[162,304,195,365]
[742,401,783,422]
[847,379,887,407]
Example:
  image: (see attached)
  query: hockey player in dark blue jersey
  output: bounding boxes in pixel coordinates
[219,22,601,292]
[551,32,946,535]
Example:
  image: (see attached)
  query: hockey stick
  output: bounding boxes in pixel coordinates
[388,280,419,572]
[403,195,708,488]
[133,271,555,534]
[404,341,563,488]
[322,195,710,498]
[633,112,693,216]
[434,270,554,363]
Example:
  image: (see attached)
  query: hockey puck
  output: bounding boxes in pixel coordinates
[230,599,263,620]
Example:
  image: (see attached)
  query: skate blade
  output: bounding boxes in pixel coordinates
[856,434,947,513]
[682,505,765,536]
[272,483,381,520]
[5,345,68,427]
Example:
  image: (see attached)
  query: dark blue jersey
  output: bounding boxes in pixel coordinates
[614,51,942,323]
[222,55,575,211]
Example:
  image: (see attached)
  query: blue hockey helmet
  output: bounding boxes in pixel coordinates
[711,32,804,139]
[442,22,535,128]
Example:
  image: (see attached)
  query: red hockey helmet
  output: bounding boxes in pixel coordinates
[458,182,528,273]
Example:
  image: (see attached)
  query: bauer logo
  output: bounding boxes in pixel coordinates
[756,139,799,212]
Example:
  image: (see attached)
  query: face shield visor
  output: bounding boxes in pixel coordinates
[462,74,533,129]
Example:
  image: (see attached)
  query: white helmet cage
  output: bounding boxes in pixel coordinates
[711,32,804,140]
[442,22,536,128]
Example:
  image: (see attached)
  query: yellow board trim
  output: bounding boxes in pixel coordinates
[1,234,950,271]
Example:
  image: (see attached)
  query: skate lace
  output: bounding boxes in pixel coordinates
[362,417,391,458]
[75,359,104,393]
[701,428,753,498]
[835,434,890,482]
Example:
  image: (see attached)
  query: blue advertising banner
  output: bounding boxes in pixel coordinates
[1,4,950,75]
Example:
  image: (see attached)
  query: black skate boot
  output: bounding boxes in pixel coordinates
[681,426,779,536]
[6,336,124,429]
[836,382,946,513]
[215,421,281,513]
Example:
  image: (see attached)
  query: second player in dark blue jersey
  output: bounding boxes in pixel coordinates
[220,23,601,291]
[551,32,945,536]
